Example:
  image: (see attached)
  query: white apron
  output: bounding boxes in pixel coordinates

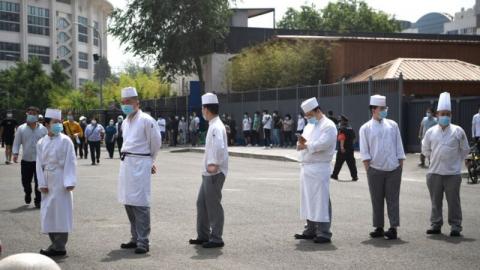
[41,165,74,233]
[300,162,331,222]
[118,155,153,207]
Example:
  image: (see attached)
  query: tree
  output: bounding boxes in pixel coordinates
[109,0,232,92]
[94,57,112,84]
[277,0,400,33]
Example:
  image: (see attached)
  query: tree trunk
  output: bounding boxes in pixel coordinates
[194,56,205,94]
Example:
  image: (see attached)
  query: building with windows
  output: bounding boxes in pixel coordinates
[0,0,112,88]
[401,12,452,34]
[444,0,480,35]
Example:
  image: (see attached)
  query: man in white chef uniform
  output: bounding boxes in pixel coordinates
[36,108,77,257]
[189,93,229,248]
[118,87,162,254]
[360,95,406,240]
[422,92,470,237]
[294,97,337,244]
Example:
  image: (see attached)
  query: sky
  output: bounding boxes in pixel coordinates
[106,0,476,71]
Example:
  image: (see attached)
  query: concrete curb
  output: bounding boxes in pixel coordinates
[170,148,298,162]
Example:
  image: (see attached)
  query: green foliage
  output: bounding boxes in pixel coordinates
[228,40,330,91]
[109,0,232,87]
[277,0,401,33]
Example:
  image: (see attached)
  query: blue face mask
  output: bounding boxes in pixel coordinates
[438,116,451,126]
[121,105,134,115]
[26,114,38,123]
[379,110,388,119]
[51,123,63,135]
[307,117,318,125]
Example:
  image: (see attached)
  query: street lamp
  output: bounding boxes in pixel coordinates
[74,21,104,108]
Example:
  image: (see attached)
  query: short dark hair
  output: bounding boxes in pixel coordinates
[369,105,378,112]
[44,117,52,125]
[26,106,40,113]
[313,106,322,112]
[263,110,268,113]
[67,110,74,115]
[328,110,333,115]
[203,104,219,115]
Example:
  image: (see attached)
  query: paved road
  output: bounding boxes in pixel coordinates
[0,148,479,269]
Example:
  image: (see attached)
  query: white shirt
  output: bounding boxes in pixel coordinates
[12,123,47,162]
[121,110,162,160]
[242,117,252,131]
[299,116,337,164]
[157,118,166,132]
[360,118,406,171]
[262,114,272,129]
[297,118,306,131]
[472,113,480,138]
[203,116,229,176]
[422,124,470,175]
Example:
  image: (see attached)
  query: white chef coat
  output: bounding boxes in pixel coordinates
[359,118,406,171]
[297,118,305,132]
[203,116,229,177]
[242,117,252,131]
[13,123,47,162]
[472,113,480,138]
[36,133,77,233]
[262,114,272,129]
[422,124,470,175]
[118,110,162,207]
[299,116,337,222]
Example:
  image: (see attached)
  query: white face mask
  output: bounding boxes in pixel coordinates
[91,120,97,125]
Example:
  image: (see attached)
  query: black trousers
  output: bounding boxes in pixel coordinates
[21,160,41,203]
[283,131,293,147]
[79,139,88,159]
[117,137,123,156]
[332,149,358,178]
[264,129,271,146]
[106,142,115,158]
[88,141,101,164]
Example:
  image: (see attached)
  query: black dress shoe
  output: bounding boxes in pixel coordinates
[369,227,384,238]
[294,233,314,240]
[313,236,331,244]
[134,246,149,254]
[40,249,66,257]
[120,242,137,249]
[352,177,359,181]
[25,194,32,204]
[189,239,208,245]
[34,201,41,209]
[384,228,397,240]
[426,228,441,235]
[450,231,462,237]
[202,241,224,248]
[91,162,96,166]
[97,159,100,164]
[330,175,338,180]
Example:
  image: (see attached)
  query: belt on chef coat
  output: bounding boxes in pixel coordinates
[120,152,151,161]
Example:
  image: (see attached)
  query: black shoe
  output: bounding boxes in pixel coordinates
[121,242,137,249]
[202,241,224,248]
[450,231,462,237]
[134,246,149,254]
[25,194,32,204]
[91,162,96,166]
[352,177,359,181]
[189,239,208,245]
[426,228,441,235]
[34,201,41,209]
[330,175,338,180]
[97,159,100,164]
[294,233,314,240]
[369,227,384,238]
[384,228,398,240]
[313,236,331,244]
[40,249,66,257]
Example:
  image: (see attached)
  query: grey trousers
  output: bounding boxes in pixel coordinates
[125,205,151,248]
[426,174,462,232]
[48,233,68,251]
[367,166,402,228]
[302,199,332,239]
[196,173,225,243]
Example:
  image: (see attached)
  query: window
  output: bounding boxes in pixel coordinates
[79,78,89,86]
[57,46,70,57]
[28,45,50,64]
[78,52,88,69]
[56,0,71,4]
[57,17,69,30]
[78,16,88,43]
[28,6,50,36]
[93,21,99,46]
[0,41,20,61]
[0,1,20,32]
[57,32,70,42]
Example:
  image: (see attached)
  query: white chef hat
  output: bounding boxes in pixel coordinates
[301,97,319,113]
[0,253,61,270]
[121,87,138,98]
[79,116,86,121]
[370,95,386,106]
[45,108,62,120]
[202,93,219,105]
[437,92,451,111]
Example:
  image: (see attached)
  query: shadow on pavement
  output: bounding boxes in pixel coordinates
[2,205,38,213]
[101,249,150,262]
[427,234,476,244]
[190,245,223,260]
[361,238,408,248]
[294,241,338,252]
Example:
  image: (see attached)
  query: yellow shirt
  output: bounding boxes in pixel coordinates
[63,120,84,138]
